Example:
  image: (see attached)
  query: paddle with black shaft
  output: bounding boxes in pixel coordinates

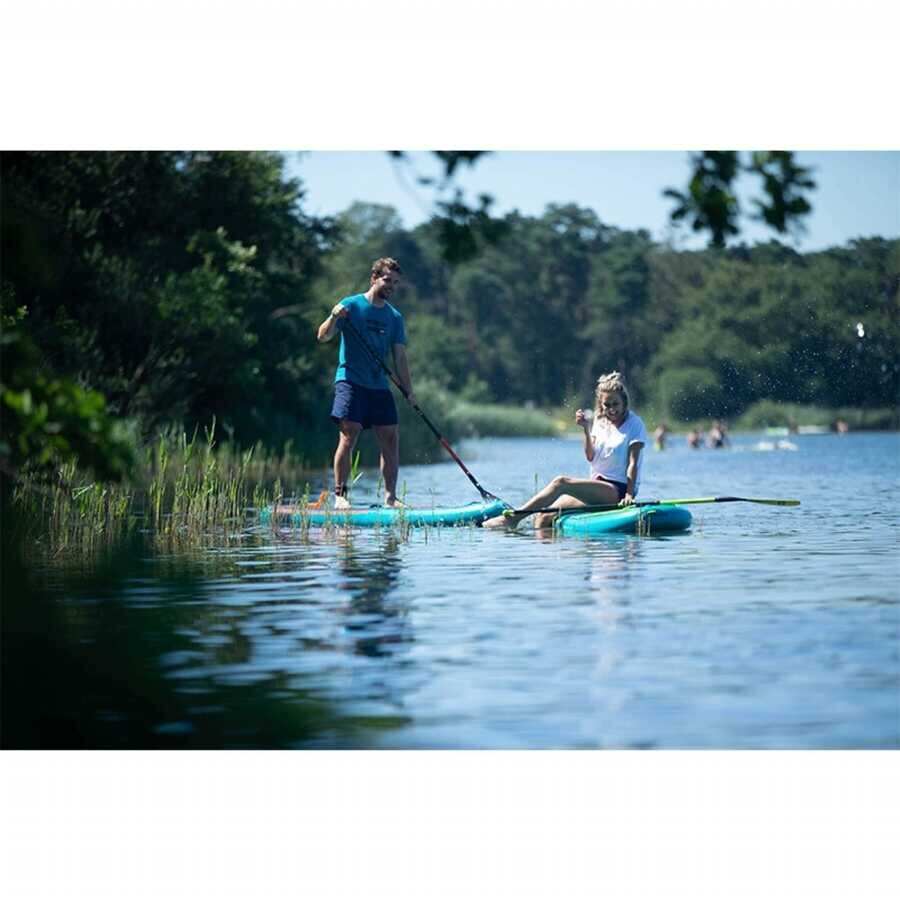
[339,315,505,505]
[504,496,801,518]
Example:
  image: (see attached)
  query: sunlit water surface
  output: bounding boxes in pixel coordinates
[47,432,899,748]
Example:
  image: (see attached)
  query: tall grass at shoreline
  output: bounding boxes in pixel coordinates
[13,460,136,556]
[11,421,323,556]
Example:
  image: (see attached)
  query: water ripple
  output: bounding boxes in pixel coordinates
[45,432,900,748]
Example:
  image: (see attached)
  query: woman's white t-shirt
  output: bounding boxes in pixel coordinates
[588,411,649,491]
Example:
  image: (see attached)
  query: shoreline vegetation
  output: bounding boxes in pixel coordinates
[12,398,896,558]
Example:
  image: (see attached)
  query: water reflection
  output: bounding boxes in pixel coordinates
[2,536,354,748]
[333,531,411,659]
[583,537,644,621]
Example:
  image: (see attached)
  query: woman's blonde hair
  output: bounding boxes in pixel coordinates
[594,371,629,416]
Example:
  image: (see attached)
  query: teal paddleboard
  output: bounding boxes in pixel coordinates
[261,499,506,528]
[555,503,692,536]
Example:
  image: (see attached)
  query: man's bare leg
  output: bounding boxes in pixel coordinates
[373,424,400,505]
[333,420,362,507]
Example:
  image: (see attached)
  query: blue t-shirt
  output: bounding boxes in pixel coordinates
[333,294,406,390]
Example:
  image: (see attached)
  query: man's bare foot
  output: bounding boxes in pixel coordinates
[384,497,406,508]
[334,494,351,510]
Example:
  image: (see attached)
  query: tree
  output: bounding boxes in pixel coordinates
[387,152,508,263]
[664,151,816,248]
[1,151,337,449]
[390,150,817,253]
[1,302,133,490]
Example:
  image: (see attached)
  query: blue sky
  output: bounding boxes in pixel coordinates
[286,151,899,252]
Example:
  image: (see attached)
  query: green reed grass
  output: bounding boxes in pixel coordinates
[12,460,136,557]
[12,420,325,556]
[349,450,362,486]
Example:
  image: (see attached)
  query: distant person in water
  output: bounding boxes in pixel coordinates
[483,371,649,530]
[316,257,417,510]
[653,423,669,451]
[708,420,730,449]
[835,418,850,433]
[686,428,703,449]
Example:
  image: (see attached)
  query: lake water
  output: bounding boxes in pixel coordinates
[40,431,900,748]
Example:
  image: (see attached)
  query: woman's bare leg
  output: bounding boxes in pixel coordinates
[483,476,621,529]
[533,493,585,529]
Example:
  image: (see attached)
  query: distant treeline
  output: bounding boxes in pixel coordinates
[338,203,898,423]
[3,151,898,477]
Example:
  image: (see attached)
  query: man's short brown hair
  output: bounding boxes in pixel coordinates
[371,257,402,278]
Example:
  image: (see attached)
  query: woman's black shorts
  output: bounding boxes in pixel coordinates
[592,475,630,501]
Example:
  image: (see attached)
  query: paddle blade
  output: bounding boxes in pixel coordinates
[712,496,800,506]
[651,496,801,507]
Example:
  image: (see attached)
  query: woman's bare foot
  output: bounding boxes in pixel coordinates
[384,497,406,508]
[482,513,521,529]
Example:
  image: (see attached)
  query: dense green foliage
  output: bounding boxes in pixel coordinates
[2,151,336,454]
[1,303,133,485]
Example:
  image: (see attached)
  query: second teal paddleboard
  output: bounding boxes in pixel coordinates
[555,503,692,536]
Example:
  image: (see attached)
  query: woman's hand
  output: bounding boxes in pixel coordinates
[618,493,635,507]
[575,408,590,429]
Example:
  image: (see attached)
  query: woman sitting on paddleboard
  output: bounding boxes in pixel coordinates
[483,371,649,529]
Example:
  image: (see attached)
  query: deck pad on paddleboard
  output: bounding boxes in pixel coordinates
[261,499,506,528]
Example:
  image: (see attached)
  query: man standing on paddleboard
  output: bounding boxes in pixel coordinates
[317,257,416,509]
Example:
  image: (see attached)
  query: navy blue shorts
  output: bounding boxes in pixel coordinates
[330,381,398,429]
